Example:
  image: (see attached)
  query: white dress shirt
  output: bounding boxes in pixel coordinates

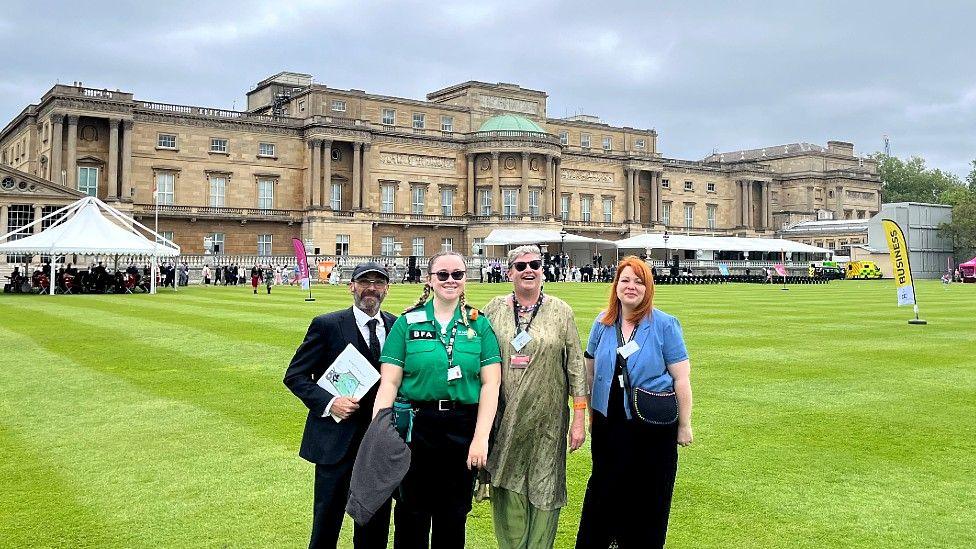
[323,306,385,417]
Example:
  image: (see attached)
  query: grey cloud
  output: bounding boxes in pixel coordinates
[4,0,975,176]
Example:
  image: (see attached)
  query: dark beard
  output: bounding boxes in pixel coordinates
[355,294,381,316]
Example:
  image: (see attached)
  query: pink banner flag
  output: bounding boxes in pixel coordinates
[292,238,310,282]
[774,263,788,277]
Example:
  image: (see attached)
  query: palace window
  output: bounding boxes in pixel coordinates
[411,185,426,214]
[257,179,274,210]
[603,198,613,223]
[78,166,98,197]
[331,100,346,112]
[581,196,592,222]
[413,113,425,129]
[581,133,591,148]
[602,136,612,151]
[5,205,34,263]
[528,190,540,217]
[298,100,305,113]
[155,172,174,205]
[382,109,396,126]
[210,138,228,153]
[441,187,454,216]
[662,202,671,226]
[335,234,350,256]
[473,238,485,255]
[441,116,454,133]
[258,142,275,157]
[684,181,693,191]
[381,236,395,256]
[502,189,518,217]
[157,231,174,244]
[209,176,226,207]
[661,179,670,189]
[707,182,716,193]
[559,131,568,145]
[635,138,646,149]
[330,182,342,210]
[41,206,65,231]
[684,204,695,229]
[157,134,177,149]
[381,183,396,213]
[412,237,425,257]
[205,232,224,254]
[707,204,717,229]
[441,238,453,252]
[479,189,492,216]
[258,234,272,256]
[560,195,570,221]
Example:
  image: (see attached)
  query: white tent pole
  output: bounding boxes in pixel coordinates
[98,198,178,255]
[0,198,88,242]
[49,252,56,295]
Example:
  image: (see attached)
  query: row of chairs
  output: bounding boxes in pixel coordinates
[654,274,832,285]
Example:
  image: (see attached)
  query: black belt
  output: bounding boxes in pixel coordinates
[411,400,478,412]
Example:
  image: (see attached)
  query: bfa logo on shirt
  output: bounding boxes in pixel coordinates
[409,330,436,340]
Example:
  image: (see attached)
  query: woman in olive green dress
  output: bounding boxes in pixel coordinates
[483,245,588,549]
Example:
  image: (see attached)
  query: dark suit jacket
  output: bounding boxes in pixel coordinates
[284,306,396,465]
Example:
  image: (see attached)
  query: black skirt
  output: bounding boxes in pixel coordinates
[577,357,679,549]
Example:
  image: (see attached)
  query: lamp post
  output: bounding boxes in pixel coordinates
[663,230,670,271]
[559,229,567,281]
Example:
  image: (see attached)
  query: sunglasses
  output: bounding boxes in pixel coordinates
[433,270,466,281]
[512,260,542,272]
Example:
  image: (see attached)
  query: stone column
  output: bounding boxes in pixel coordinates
[352,142,362,210]
[309,140,321,208]
[764,182,773,229]
[321,140,333,209]
[107,118,120,199]
[120,120,132,199]
[0,205,8,235]
[305,141,314,208]
[650,172,659,223]
[554,158,561,217]
[65,115,79,190]
[807,185,815,212]
[50,114,63,185]
[835,185,844,219]
[543,154,553,218]
[466,154,476,215]
[520,152,530,215]
[33,205,43,233]
[491,152,500,215]
[361,143,372,211]
[739,181,747,227]
[746,181,754,229]
[624,169,634,222]
[633,170,641,223]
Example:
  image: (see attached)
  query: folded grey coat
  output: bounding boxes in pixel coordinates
[346,407,411,525]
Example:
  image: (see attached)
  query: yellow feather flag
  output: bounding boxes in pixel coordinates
[881,219,915,306]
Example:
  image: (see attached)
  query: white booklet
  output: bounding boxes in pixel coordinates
[318,343,381,422]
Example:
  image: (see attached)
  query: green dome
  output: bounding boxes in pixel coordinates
[476,114,547,133]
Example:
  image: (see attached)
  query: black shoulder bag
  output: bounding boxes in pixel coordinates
[615,319,678,425]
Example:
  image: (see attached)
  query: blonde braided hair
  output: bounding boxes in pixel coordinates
[406,283,432,313]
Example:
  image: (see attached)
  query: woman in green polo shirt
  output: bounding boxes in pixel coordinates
[374,250,502,548]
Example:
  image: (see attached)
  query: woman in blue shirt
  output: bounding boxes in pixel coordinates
[576,256,694,549]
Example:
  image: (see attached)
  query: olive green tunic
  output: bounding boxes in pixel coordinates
[483,294,587,511]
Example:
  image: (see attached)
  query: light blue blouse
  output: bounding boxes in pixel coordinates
[587,308,688,419]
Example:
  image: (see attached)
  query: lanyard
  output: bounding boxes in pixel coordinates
[512,292,544,335]
[437,311,462,366]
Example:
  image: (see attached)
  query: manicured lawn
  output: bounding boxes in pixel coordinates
[1,280,974,548]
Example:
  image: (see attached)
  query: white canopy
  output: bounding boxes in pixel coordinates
[615,233,831,254]
[0,196,179,256]
[482,229,617,247]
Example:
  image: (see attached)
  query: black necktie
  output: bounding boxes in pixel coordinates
[366,319,381,364]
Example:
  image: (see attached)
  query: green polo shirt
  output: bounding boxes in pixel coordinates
[380,300,501,404]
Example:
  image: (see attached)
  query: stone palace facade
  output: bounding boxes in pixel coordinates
[0,72,882,258]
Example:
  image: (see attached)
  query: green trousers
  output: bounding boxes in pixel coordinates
[492,486,561,549]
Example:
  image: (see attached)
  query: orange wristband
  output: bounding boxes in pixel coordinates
[572,401,587,410]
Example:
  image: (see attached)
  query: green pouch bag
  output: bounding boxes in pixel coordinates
[392,398,414,443]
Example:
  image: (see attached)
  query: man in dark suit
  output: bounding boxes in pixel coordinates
[284,262,396,549]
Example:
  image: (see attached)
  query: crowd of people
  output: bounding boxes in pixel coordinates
[2,261,191,294]
[483,251,615,284]
[284,247,693,549]
[199,263,294,293]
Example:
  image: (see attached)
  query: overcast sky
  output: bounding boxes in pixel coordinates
[3,0,975,177]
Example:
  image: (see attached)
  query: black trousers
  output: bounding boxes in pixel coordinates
[576,380,679,549]
[311,457,392,549]
[394,406,478,549]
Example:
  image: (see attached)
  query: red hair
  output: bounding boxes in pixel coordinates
[601,256,655,326]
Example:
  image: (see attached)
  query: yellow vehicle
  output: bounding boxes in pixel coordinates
[846,260,883,279]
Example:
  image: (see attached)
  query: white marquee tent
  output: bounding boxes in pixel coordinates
[0,196,179,295]
[615,233,832,256]
[481,229,618,265]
